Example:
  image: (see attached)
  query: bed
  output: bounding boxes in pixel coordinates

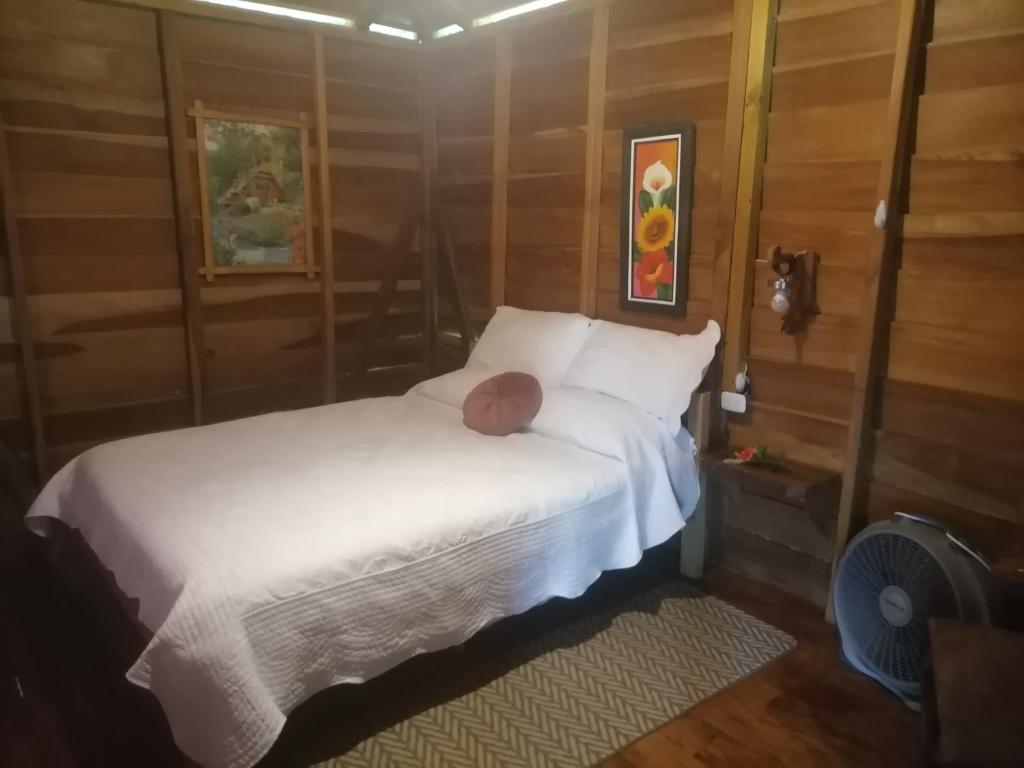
[25,310,718,768]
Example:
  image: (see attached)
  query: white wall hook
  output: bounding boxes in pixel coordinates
[734,363,749,394]
[874,199,887,229]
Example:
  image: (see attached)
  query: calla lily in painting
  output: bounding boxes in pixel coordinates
[642,160,674,206]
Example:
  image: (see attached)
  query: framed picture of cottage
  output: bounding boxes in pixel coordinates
[620,123,695,315]
[192,102,316,281]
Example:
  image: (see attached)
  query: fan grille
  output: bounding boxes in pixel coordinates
[838,532,958,685]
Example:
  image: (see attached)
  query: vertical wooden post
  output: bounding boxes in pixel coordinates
[721,0,778,389]
[578,4,609,317]
[0,117,46,483]
[707,0,756,448]
[710,0,755,328]
[827,0,926,621]
[419,51,439,375]
[313,33,336,404]
[436,197,474,359]
[489,34,512,311]
[157,10,207,426]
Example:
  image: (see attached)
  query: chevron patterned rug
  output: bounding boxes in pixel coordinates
[314,581,795,767]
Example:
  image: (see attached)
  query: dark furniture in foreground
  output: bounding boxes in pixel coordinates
[919,618,1024,766]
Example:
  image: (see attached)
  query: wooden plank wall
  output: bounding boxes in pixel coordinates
[596,0,733,335]
[0,0,425,474]
[176,16,324,422]
[728,0,903,473]
[321,36,424,396]
[1,0,192,472]
[0,0,1020,560]
[437,0,740,332]
[726,0,1024,560]
[435,37,495,329]
[438,0,1023,560]
[866,0,1024,559]
[504,10,591,313]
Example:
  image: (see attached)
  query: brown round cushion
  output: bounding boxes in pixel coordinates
[462,371,543,436]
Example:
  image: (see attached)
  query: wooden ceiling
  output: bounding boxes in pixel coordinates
[290,0,532,36]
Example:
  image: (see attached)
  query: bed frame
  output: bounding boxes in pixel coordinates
[680,387,713,580]
[38,380,717,768]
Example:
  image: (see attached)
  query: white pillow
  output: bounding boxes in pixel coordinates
[467,306,593,385]
[408,366,499,409]
[562,319,721,434]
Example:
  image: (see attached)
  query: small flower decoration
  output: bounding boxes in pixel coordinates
[736,446,760,462]
[726,444,788,470]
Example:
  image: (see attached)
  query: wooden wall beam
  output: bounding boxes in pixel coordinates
[436,197,474,359]
[0,117,46,483]
[313,33,336,404]
[827,0,927,621]
[578,4,609,317]
[420,51,439,375]
[489,34,512,310]
[711,0,755,328]
[157,10,207,426]
[721,0,779,389]
[707,0,756,447]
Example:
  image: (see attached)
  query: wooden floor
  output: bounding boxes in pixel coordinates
[603,569,917,767]
[1,533,917,767]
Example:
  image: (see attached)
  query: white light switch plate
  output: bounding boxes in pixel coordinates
[721,391,748,414]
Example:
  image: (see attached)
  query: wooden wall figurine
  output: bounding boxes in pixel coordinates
[190,102,317,282]
[766,245,818,334]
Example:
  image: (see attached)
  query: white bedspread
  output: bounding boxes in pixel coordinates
[25,370,699,768]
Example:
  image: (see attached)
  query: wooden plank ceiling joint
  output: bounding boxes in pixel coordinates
[826,0,928,622]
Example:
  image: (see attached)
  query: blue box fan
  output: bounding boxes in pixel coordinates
[833,512,996,709]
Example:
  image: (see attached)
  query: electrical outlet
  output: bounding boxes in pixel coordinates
[721,391,748,414]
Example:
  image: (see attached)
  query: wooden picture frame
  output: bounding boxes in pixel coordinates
[619,123,695,315]
[191,102,318,282]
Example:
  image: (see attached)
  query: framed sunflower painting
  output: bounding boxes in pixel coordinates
[620,124,695,314]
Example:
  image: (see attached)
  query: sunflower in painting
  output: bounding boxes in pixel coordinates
[637,205,675,253]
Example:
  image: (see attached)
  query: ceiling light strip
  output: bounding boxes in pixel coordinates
[194,0,354,27]
[368,22,418,40]
[473,0,569,27]
[434,24,464,39]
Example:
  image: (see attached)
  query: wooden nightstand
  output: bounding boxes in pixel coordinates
[702,451,840,609]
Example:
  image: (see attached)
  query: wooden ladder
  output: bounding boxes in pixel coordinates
[359,181,475,394]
